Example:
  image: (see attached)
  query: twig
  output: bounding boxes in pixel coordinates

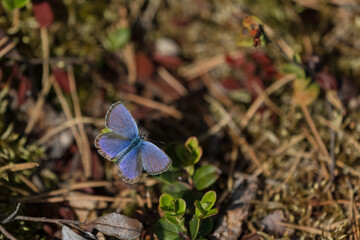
[0,225,17,240]
[2,203,21,224]
[40,27,50,86]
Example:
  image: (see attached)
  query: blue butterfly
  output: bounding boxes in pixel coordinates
[95,101,172,184]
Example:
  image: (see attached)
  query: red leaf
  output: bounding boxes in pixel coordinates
[225,55,245,68]
[33,1,54,28]
[153,54,182,69]
[243,62,256,76]
[53,68,70,93]
[18,75,31,106]
[136,53,154,80]
[315,72,337,91]
[220,77,242,90]
[251,52,271,66]
[245,76,263,95]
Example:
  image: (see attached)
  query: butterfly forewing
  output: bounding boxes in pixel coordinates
[140,141,172,175]
[105,101,139,138]
[95,132,132,161]
[116,147,143,184]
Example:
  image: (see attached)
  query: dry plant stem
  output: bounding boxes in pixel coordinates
[0,36,9,46]
[24,75,53,134]
[40,27,50,86]
[276,222,330,236]
[24,28,50,134]
[0,225,17,240]
[253,84,281,116]
[158,67,188,96]
[0,162,39,173]
[0,42,16,58]
[20,181,113,202]
[38,117,103,144]
[240,74,296,129]
[19,194,132,203]
[52,80,86,172]
[122,93,182,119]
[11,9,20,29]
[201,73,233,108]
[300,104,331,161]
[68,65,92,178]
[123,43,136,84]
[179,50,245,80]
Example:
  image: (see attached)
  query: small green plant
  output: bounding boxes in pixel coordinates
[154,137,220,239]
[155,191,218,240]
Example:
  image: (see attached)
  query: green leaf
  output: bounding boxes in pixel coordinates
[189,215,200,240]
[105,27,131,51]
[194,200,206,217]
[175,137,203,166]
[2,0,29,10]
[281,63,305,79]
[198,217,213,238]
[154,219,185,240]
[174,198,186,216]
[200,191,216,211]
[203,208,218,218]
[164,212,180,225]
[193,165,221,191]
[159,194,175,212]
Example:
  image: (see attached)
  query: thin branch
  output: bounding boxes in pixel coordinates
[1,203,21,224]
[0,225,17,240]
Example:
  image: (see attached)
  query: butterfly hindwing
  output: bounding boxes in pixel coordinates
[116,147,143,184]
[94,132,131,161]
[105,101,139,138]
[140,141,172,175]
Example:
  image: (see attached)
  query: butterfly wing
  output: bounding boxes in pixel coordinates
[116,147,143,184]
[140,141,172,175]
[95,132,131,161]
[105,101,139,138]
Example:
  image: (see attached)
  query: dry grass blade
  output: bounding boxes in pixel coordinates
[273,133,305,156]
[158,66,188,96]
[52,79,87,176]
[179,50,244,80]
[25,69,53,134]
[122,93,182,119]
[38,117,103,144]
[0,163,39,172]
[68,65,92,178]
[240,74,296,128]
[122,43,136,84]
[20,181,113,202]
[21,194,132,203]
[0,42,16,58]
[275,222,330,236]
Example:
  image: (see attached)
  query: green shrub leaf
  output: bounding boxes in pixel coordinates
[193,165,221,190]
[159,194,175,212]
[154,219,185,240]
[200,191,216,211]
[281,63,305,79]
[189,215,200,240]
[105,27,131,51]
[2,0,29,10]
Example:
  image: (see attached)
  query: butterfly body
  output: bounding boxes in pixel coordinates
[95,101,171,184]
[115,136,143,164]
